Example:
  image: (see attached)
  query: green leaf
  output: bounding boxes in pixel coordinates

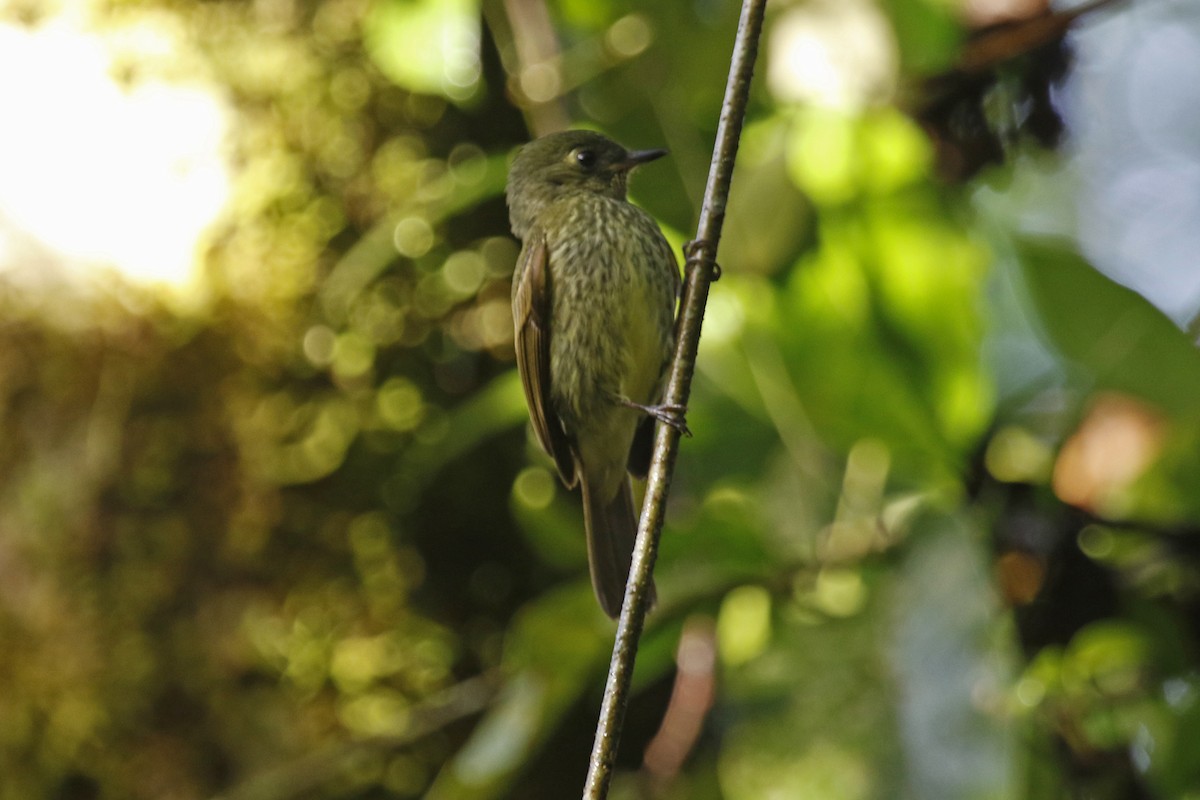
[1016,237,1200,419]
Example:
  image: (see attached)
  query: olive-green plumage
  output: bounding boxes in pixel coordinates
[507,130,680,618]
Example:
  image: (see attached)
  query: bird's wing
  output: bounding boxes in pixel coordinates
[513,235,577,487]
[664,236,685,337]
[661,235,682,300]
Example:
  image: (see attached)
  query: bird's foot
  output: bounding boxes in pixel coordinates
[618,398,692,437]
[684,239,722,281]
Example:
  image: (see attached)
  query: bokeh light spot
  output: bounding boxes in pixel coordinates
[519,63,561,104]
[1052,393,1165,513]
[717,585,771,666]
[985,425,1053,483]
[303,325,338,367]
[767,0,897,110]
[443,250,486,296]
[813,567,866,617]
[339,690,411,737]
[0,16,232,298]
[333,331,375,379]
[513,467,555,510]
[606,14,653,58]
[377,378,425,432]
[1077,525,1116,560]
[394,216,435,258]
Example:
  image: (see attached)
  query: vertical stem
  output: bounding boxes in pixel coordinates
[581,1,768,797]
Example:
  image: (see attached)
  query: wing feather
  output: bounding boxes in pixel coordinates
[512,236,577,487]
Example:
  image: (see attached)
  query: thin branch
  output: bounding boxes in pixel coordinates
[488,0,571,136]
[582,1,768,797]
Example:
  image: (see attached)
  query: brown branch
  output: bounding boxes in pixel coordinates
[581,1,767,797]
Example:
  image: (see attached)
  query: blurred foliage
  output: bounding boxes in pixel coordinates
[2,0,1200,799]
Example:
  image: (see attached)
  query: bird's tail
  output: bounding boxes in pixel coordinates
[580,476,656,618]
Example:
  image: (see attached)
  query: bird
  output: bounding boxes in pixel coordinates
[506,129,683,618]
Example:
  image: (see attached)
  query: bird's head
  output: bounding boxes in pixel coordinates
[506,130,667,238]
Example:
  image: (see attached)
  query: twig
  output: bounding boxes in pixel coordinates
[581,1,767,797]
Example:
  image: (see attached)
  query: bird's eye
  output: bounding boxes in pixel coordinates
[574,149,597,171]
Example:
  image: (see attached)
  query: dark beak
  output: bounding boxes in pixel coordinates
[620,148,668,170]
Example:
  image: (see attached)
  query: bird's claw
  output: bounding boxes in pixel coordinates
[619,398,692,437]
[684,239,722,282]
[653,403,692,437]
[645,403,692,437]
